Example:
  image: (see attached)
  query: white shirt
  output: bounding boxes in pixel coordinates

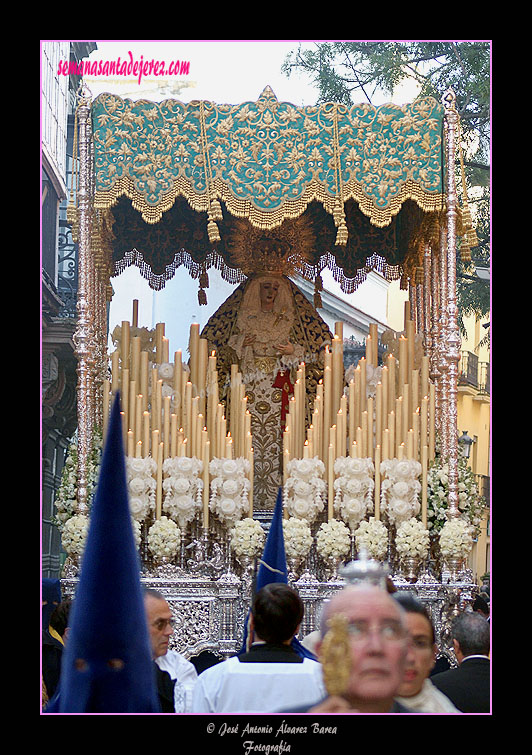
[191,655,326,714]
[155,650,198,713]
[396,678,460,713]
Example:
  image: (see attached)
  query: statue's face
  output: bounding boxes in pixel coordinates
[259,278,280,310]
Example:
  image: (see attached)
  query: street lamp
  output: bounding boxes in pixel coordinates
[458,430,475,459]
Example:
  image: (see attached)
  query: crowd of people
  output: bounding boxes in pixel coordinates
[42,579,490,715]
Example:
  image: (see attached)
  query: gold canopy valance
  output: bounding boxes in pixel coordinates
[68,86,478,298]
[90,86,445,228]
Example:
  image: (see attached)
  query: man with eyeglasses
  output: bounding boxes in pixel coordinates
[144,588,197,712]
[282,584,414,713]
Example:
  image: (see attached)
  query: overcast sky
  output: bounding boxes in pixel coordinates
[82,39,420,106]
[83,40,321,105]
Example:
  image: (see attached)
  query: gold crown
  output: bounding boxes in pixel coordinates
[225,217,316,278]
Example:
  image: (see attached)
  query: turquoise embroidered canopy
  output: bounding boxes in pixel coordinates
[89,86,447,292]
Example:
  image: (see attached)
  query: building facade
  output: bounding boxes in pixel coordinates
[41,41,96,577]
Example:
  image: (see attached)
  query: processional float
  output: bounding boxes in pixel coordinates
[58,83,482,663]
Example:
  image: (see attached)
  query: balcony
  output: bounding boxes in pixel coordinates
[474,474,490,508]
[458,351,490,399]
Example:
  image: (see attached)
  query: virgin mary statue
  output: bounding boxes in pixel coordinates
[201,272,332,511]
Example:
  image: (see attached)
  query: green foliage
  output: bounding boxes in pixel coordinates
[283,41,491,329]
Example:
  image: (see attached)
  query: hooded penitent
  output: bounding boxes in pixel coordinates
[48,393,160,713]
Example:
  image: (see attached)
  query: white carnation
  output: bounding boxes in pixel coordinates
[148,516,181,561]
[439,517,473,559]
[354,517,389,560]
[230,518,265,558]
[61,514,89,556]
[316,519,351,559]
[283,517,313,558]
[395,518,430,559]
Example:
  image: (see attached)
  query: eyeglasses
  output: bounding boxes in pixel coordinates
[151,618,176,631]
[346,620,407,644]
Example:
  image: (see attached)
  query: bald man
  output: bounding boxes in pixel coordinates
[281,584,413,713]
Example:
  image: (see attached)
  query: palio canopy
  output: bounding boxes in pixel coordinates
[86,86,449,294]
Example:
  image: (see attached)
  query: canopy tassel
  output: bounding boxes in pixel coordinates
[198,263,209,305]
[332,104,348,247]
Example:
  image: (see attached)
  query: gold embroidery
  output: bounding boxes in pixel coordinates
[90,89,445,230]
[320,614,352,697]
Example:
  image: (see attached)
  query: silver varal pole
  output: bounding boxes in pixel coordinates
[442,89,461,518]
[73,85,94,514]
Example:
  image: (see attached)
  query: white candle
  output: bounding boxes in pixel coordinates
[429,383,436,461]
[421,396,429,452]
[131,336,141,387]
[332,336,343,415]
[121,368,129,433]
[203,438,210,528]
[128,380,137,440]
[127,430,134,457]
[360,357,367,406]
[156,442,163,518]
[387,354,396,410]
[198,338,208,415]
[135,393,143,447]
[142,411,150,457]
[375,382,382,455]
[388,411,395,457]
[367,397,374,460]
[399,337,407,390]
[406,319,415,376]
[170,413,178,458]
[421,444,428,528]
[156,380,163,437]
[356,427,363,458]
[382,429,390,461]
[328,444,335,520]
[189,322,200,393]
[162,336,169,365]
[155,323,165,365]
[185,382,192,443]
[369,323,378,367]
[407,429,414,459]
[111,350,120,393]
[365,334,373,367]
[381,367,388,427]
[140,351,149,411]
[225,433,233,459]
[336,409,344,458]
[413,407,420,461]
[354,366,361,432]
[121,321,130,372]
[348,379,355,448]
[374,445,381,520]
[395,398,403,456]
[132,299,139,328]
